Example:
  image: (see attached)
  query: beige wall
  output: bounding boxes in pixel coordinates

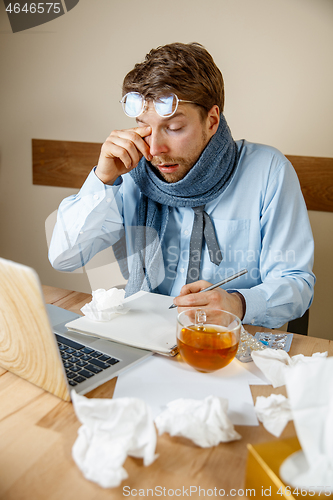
[0,0,332,338]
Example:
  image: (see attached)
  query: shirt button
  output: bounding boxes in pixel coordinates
[93,194,99,200]
[79,231,83,235]
[180,268,185,273]
[184,229,189,236]
[106,198,112,203]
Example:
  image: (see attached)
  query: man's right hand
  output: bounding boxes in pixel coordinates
[95,126,152,185]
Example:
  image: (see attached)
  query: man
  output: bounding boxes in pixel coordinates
[49,42,315,328]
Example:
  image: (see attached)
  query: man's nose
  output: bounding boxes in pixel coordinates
[147,132,169,157]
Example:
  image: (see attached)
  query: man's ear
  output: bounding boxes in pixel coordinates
[206,105,220,137]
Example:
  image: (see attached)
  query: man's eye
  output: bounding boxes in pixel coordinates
[168,127,182,132]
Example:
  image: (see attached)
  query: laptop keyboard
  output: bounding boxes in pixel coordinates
[55,334,120,387]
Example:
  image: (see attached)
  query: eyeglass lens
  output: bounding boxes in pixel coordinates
[122,93,178,118]
[154,95,177,117]
[123,92,144,117]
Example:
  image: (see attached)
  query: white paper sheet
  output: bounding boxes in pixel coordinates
[235,358,270,385]
[114,355,259,426]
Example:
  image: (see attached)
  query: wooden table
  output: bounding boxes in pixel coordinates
[0,286,332,500]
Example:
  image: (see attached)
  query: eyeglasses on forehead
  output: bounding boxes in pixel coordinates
[120,92,195,118]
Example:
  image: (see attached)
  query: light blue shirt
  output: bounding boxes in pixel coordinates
[49,140,315,328]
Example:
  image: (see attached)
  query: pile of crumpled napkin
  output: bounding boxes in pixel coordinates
[251,348,328,437]
[251,348,328,388]
[71,391,241,488]
[71,392,157,488]
[155,395,241,447]
[80,288,127,321]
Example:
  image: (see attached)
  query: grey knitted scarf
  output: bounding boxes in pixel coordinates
[113,114,240,296]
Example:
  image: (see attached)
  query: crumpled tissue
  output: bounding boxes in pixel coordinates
[81,288,127,321]
[155,395,241,447]
[251,348,328,388]
[283,356,333,489]
[255,394,292,437]
[71,391,157,488]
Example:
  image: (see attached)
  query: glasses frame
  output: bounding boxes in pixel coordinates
[120,92,195,118]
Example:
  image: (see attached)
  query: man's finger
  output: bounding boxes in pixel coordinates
[179,280,212,296]
[113,127,152,161]
[133,125,152,138]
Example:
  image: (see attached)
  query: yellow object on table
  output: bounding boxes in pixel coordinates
[245,437,333,499]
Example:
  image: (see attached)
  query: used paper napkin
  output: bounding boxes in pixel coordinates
[80,288,127,321]
[284,356,333,489]
[255,394,292,437]
[155,395,241,447]
[71,391,157,488]
[251,348,328,388]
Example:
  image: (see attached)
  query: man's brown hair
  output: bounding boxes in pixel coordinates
[122,42,224,115]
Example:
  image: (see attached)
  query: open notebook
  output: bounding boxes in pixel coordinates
[66,291,179,356]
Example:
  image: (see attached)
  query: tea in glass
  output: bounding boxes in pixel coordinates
[176,309,241,372]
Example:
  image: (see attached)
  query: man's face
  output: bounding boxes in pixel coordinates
[136,103,218,183]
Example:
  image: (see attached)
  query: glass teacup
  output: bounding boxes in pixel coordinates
[176,309,241,372]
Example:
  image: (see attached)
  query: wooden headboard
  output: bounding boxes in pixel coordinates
[32,139,333,212]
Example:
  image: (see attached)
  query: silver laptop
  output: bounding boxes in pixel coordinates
[0,258,152,401]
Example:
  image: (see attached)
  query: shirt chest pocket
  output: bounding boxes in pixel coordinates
[204,219,250,266]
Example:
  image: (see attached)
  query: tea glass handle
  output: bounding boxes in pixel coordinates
[195,309,206,328]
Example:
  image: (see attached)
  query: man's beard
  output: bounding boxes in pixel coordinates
[150,156,196,183]
[150,131,208,183]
